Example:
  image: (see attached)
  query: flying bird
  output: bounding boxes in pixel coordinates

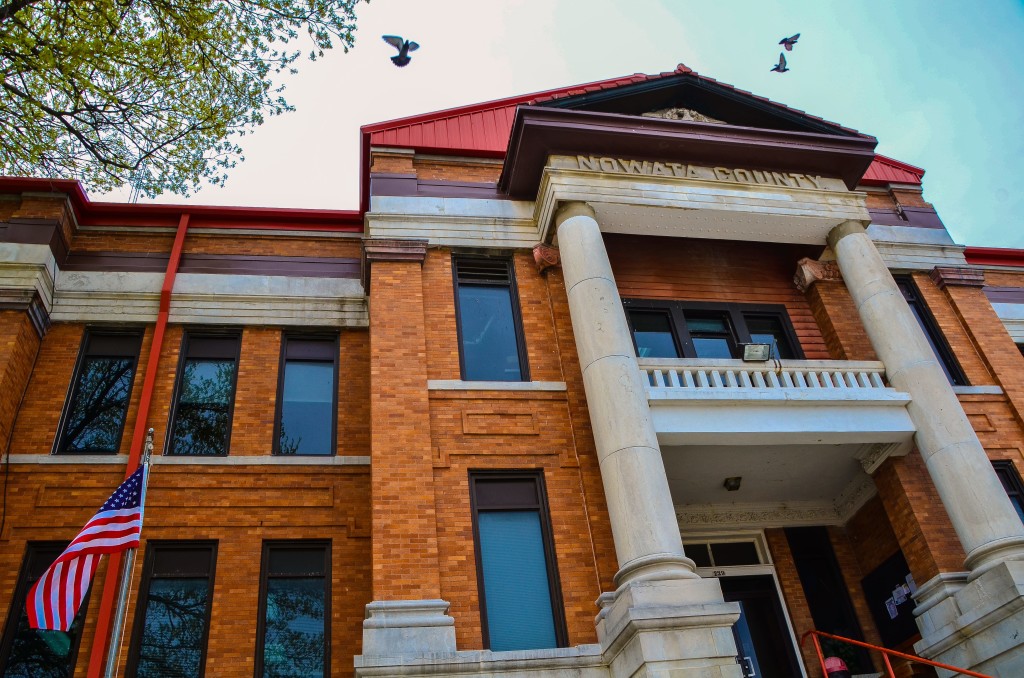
[779,33,800,51]
[382,35,419,67]
[771,53,789,73]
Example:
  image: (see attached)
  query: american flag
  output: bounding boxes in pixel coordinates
[27,465,147,631]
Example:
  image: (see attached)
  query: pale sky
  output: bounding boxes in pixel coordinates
[104,0,1024,249]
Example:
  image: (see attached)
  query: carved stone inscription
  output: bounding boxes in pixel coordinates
[575,155,824,189]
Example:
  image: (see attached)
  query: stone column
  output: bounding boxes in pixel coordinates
[555,203,741,678]
[829,221,1024,577]
[555,202,696,585]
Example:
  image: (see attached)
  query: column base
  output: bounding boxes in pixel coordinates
[597,577,743,678]
[914,562,1024,676]
[359,599,457,658]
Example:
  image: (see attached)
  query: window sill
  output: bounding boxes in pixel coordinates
[428,380,567,391]
[154,455,370,465]
[952,385,1004,395]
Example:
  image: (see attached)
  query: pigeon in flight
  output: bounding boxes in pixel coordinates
[382,35,419,67]
[770,53,789,73]
[779,33,800,51]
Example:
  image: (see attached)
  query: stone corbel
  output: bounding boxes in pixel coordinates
[793,257,842,293]
[532,243,560,275]
[929,266,985,290]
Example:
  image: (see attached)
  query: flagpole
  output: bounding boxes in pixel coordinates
[103,428,155,678]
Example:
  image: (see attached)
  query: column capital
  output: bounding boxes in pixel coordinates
[826,220,869,251]
[930,266,985,290]
[793,257,842,293]
[554,201,596,228]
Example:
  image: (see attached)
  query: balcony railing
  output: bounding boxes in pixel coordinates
[638,358,900,402]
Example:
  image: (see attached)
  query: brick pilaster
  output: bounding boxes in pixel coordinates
[366,239,443,600]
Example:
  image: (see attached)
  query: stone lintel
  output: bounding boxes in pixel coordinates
[793,257,842,293]
[362,238,429,289]
[532,242,560,274]
[930,266,986,290]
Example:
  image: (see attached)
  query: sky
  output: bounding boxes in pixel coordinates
[104,0,1024,248]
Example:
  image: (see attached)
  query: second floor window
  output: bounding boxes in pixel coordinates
[57,329,143,454]
[624,300,802,361]
[453,256,529,382]
[275,336,338,456]
[168,332,240,456]
[894,276,967,386]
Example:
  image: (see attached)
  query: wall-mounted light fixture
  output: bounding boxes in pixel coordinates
[742,343,771,362]
[723,476,742,492]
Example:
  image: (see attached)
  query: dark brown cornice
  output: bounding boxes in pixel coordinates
[498,107,878,197]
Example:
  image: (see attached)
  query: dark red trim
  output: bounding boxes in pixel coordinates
[61,251,361,278]
[984,286,1024,304]
[499,107,877,196]
[0,177,362,232]
[966,246,1024,268]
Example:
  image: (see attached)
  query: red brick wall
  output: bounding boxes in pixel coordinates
[606,234,831,359]
[0,311,41,454]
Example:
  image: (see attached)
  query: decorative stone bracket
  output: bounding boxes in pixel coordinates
[532,242,560,274]
[930,266,985,290]
[793,257,842,293]
[361,238,429,289]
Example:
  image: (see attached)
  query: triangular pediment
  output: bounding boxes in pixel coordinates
[536,71,863,138]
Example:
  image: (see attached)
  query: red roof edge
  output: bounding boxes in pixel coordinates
[965,246,1024,268]
[0,176,363,231]
[873,153,925,176]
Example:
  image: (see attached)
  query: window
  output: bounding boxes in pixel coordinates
[0,543,89,677]
[993,461,1024,525]
[167,333,240,456]
[894,276,967,385]
[469,471,566,651]
[625,300,801,361]
[275,336,338,456]
[56,330,143,454]
[256,542,330,678]
[126,542,217,678]
[453,257,529,381]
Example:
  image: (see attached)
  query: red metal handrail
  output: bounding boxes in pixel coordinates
[801,629,992,678]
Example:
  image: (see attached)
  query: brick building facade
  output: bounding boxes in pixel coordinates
[2,65,1024,677]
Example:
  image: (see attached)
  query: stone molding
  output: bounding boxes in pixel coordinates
[532,243,560,274]
[641,107,725,124]
[793,257,842,292]
[363,238,428,263]
[0,287,49,337]
[930,266,986,289]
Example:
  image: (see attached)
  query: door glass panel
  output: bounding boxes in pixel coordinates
[629,311,679,358]
[478,510,556,650]
[722,576,802,678]
[731,602,763,678]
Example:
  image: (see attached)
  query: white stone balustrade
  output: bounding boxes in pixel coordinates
[640,359,892,399]
[640,358,916,450]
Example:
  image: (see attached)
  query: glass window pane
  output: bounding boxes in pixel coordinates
[2,546,84,678]
[745,316,794,360]
[62,357,135,453]
[170,359,235,456]
[692,337,734,359]
[629,311,679,359]
[279,361,334,455]
[458,285,523,381]
[686,316,729,334]
[710,542,761,566]
[268,549,326,577]
[261,578,326,678]
[134,578,210,678]
[686,543,712,568]
[478,511,556,651]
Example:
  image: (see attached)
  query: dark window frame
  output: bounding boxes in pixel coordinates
[165,330,242,457]
[994,460,1024,522]
[893,275,968,386]
[468,469,567,650]
[54,327,144,455]
[254,540,332,678]
[125,540,218,678]
[452,255,531,382]
[623,299,804,360]
[0,542,91,676]
[272,334,340,456]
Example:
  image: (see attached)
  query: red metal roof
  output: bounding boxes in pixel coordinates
[360,64,922,205]
[965,246,1024,268]
[860,154,924,186]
